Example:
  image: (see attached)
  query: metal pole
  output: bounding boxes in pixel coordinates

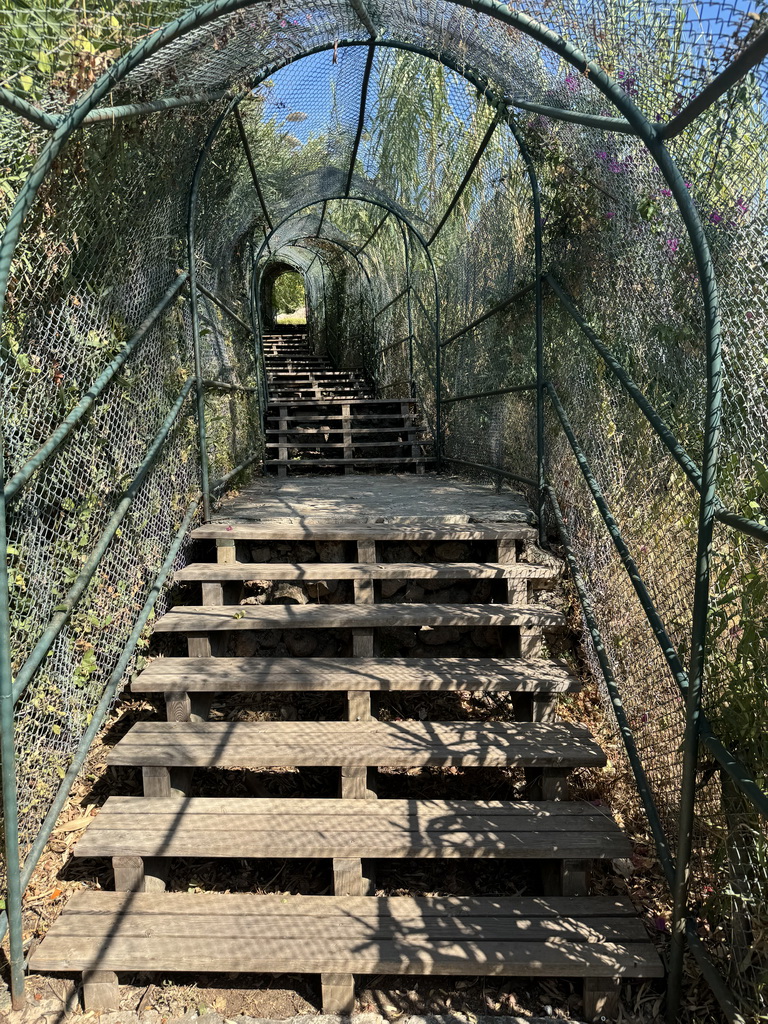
[0,494,201,947]
[233,106,274,231]
[346,44,376,197]
[427,115,499,246]
[440,281,536,348]
[402,225,415,397]
[0,444,24,1007]
[506,117,546,542]
[4,272,188,502]
[186,103,236,522]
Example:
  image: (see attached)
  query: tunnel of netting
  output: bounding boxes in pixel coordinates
[1,1,768,1019]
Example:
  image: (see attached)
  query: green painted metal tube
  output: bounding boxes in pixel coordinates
[440,281,535,348]
[202,379,258,393]
[411,288,439,338]
[0,86,232,131]
[356,212,389,255]
[197,280,252,334]
[0,444,25,1006]
[542,483,675,888]
[442,382,536,404]
[0,87,59,130]
[379,335,412,354]
[509,96,635,135]
[547,380,768,820]
[0,11,728,1013]
[11,379,194,706]
[233,106,274,231]
[546,381,691,687]
[662,28,768,140]
[374,287,410,318]
[402,225,415,399]
[0,493,201,949]
[440,456,538,490]
[346,44,376,197]
[427,115,499,245]
[212,452,263,492]
[187,104,238,524]
[4,272,187,503]
[546,274,768,544]
[348,0,378,38]
[82,90,232,125]
[506,119,545,544]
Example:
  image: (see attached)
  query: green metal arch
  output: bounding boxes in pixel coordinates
[0,4,724,1017]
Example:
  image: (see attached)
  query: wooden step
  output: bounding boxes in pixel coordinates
[30,891,662,978]
[265,457,434,468]
[74,797,631,860]
[152,602,565,633]
[191,523,535,541]
[106,720,605,769]
[266,416,419,427]
[175,562,554,582]
[264,426,429,436]
[269,399,417,408]
[264,442,423,451]
[132,656,579,694]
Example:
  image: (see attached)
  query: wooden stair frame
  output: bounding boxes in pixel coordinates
[30,518,661,1016]
[264,332,432,475]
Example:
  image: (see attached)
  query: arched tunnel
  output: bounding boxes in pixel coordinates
[1,1,767,1020]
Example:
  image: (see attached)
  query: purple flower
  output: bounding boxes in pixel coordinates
[736,197,748,213]
[608,160,623,173]
[565,73,580,93]
[710,211,723,225]
[605,211,615,219]
[667,238,680,253]
[596,150,607,160]
[660,188,672,197]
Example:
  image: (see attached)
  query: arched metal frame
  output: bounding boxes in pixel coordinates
[0,4,727,1018]
[248,193,442,441]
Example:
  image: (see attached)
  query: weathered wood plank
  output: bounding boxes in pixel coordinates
[133,657,579,694]
[175,563,554,582]
[82,970,120,1012]
[191,524,536,541]
[107,720,607,770]
[75,797,630,861]
[152,603,566,633]
[30,892,663,978]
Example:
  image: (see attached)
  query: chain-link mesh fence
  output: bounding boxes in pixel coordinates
[2,0,767,1017]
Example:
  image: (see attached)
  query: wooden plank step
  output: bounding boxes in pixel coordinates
[192,523,536,541]
[269,399,418,407]
[106,720,606,769]
[152,602,565,633]
[132,656,579,694]
[265,458,435,467]
[264,426,429,435]
[264,441,424,450]
[74,797,631,860]
[175,562,553,582]
[265,414,418,424]
[30,892,662,977]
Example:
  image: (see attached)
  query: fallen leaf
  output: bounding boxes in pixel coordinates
[56,816,92,832]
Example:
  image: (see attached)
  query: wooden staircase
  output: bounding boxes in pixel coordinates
[31,514,662,1018]
[264,332,434,475]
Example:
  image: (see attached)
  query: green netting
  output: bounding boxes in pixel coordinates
[1,0,767,1018]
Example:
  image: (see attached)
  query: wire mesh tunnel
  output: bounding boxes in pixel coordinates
[1,0,767,1019]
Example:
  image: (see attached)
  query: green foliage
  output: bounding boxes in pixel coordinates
[272,271,305,314]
